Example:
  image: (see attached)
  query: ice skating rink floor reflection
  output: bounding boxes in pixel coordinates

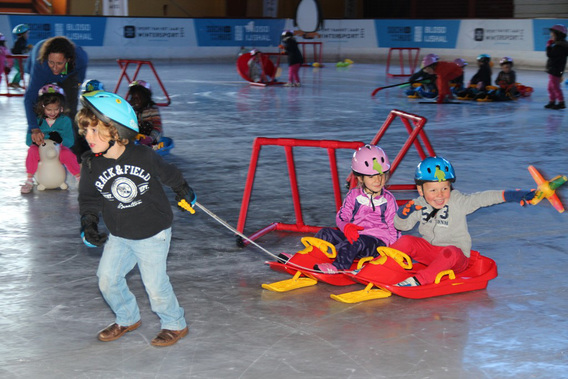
[1,61,567,379]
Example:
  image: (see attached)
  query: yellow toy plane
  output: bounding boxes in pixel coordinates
[528,165,567,213]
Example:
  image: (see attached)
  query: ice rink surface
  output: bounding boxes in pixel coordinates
[1,60,567,378]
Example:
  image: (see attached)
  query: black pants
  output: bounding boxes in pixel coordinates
[314,227,386,270]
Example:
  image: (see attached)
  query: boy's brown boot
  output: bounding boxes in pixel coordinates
[151,326,189,347]
[98,320,141,342]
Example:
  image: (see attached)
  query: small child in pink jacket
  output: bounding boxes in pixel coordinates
[314,145,400,273]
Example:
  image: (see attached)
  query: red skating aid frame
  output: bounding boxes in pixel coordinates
[0,55,28,97]
[237,110,436,246]
[113,59,171,106]
[298,42,323,67]
[236,138,365,245]
[386,47,420,77]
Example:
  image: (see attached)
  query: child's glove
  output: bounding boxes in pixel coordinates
[343,223,364,244]
[174,181,196,209]
[397,200,423,219]
[503,190,536,206]
[48,131,62,144]
[80,214,108,247]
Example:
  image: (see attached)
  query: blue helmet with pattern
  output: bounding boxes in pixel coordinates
[415,156,456,183]
[81,79,105,93]
[80,91,139,140]
[12,24,29,35]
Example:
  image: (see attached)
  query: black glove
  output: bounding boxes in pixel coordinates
[48,131,63,144]
[80,214,108,247]
[139,121,154,135]
[174,181,196,207]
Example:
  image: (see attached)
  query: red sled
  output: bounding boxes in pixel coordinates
[332,247,498,303]
[236,53,285,86]
[262,237,358,292]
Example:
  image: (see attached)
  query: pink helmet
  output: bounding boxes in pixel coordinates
[129,80,151,91]
[454,58,467,67]
[351,144,391,176]
[422,54,439,68]
[551,24,567,36]
[38,83,65,97]
[0,33,5,42]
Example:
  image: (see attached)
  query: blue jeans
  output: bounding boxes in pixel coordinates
[97,228,186,330]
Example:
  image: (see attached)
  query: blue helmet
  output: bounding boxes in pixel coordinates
[12,24,29,35]
[415,156,456,183]
[477,54,491,64]
[80,91,139,140]
[81,79,105,93]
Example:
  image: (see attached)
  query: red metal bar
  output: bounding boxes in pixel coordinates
[1,55,28,97]
[285,145,305,228]
[114,59,171,106]
[386,48,420,77]
[236,137,365,245]
[298,42,323,67]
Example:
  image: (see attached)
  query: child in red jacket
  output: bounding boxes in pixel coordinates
[421,54,463,103]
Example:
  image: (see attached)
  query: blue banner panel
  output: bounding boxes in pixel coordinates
[533,19,568,52]
[194,19,286,47]
[375,20,460,49]
[8,15,106,46]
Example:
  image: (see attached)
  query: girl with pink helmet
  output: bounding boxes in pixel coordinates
[312,144,400,273]
[545,24,568,110]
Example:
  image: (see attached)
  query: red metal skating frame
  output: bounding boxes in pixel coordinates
[386,48,420,77]
[0,55,28,97]
[298,42,323,67]
[236,138,365,245]
[237,110,436,245]
[113,59,171,106]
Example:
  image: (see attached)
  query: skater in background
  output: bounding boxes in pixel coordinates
[457,54,492,100]
[0,33,12,85]
[77,91,195,347]
[392,156,535,287]
[279,30,303,87]
[310,145,400,273]
[450,58,467,94]
[21,84,80,194]
[545,24,568,110]
[404,65,437,99]
[128,80,163,147]
[9,24,32,89]
[421,54,463,103]
[25,36,89,161]
[247,49,270,84]
[492,57,519,101]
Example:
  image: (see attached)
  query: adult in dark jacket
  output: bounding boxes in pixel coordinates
[25,36,89,160]
[545,24,568,110]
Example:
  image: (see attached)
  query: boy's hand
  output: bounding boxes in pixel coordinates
[503,190,536,206]
[174,181,196,209]
[344,223,364,244]
[80,214,108,247]
[397,200,423,219]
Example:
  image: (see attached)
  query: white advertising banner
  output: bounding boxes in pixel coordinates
[102,0,128,17]
[457,19,534,51]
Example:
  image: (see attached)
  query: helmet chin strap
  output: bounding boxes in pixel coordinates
[95,140,115,157]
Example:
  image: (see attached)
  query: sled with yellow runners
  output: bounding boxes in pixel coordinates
[262,237,498,303]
